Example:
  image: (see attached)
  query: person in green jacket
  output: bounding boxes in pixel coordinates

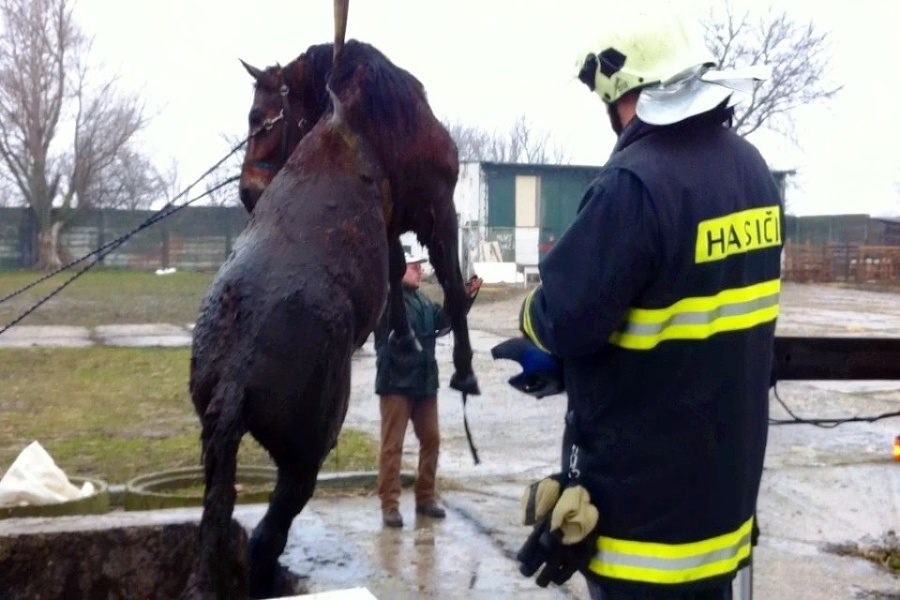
[375,250,482,528]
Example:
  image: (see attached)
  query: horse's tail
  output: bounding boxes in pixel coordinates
[193,380,247,599]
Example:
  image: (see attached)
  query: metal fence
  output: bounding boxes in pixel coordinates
[783,241,900,284]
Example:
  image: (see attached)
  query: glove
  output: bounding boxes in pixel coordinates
[516,484,600,588]
[490,337,564,399]
[520,472,565,526]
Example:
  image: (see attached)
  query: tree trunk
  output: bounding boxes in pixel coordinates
[36,221,64,270]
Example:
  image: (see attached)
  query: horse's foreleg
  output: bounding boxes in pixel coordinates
[386,234,422,356]
[420,204,480,395]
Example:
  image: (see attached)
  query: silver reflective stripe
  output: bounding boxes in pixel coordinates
[595,531,752,572]
[621,292,779,337]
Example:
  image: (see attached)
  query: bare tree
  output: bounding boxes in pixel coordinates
[90,148,166,210]
[202,133,244,208]
[0,169,16,206]
[0,0,152,269]
[65,63,147,210]
[156,157,183,207]
[702,2,842,140]
[443,114,569,164]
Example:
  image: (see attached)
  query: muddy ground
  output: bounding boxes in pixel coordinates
[4,281,898,599]
[303,281,899,599]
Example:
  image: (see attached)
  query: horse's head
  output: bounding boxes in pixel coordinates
[238,56,328,212]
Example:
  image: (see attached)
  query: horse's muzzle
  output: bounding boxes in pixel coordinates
[239,187,260,212]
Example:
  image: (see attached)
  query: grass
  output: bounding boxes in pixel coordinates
[0,267,520,486]
[0,268,519,329]
[0,269,216,328]
[0,347,378,485]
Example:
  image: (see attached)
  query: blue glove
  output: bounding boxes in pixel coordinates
[491,337,564,399]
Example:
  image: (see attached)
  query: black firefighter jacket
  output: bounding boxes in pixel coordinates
[520,111,784,595]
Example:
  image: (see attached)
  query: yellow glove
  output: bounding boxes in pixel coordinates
[516,482,601,588]
[520,473,565,526]
[550,485,599,545]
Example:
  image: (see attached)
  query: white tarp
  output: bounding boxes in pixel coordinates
[0,440,94,508]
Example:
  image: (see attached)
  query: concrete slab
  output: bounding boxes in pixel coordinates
[232,500,581,599]
[0,325,92,348]
[93,323,192,347]
[284,589,377,600]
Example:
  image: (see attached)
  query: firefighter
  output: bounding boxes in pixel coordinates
[493,4,783,599]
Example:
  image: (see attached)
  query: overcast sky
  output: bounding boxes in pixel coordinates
[70,0,900,217]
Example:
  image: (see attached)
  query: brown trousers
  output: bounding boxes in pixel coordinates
[377,393,439,511]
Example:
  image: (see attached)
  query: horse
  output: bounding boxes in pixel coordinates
[184,70,392,600]
[237,39,481,399]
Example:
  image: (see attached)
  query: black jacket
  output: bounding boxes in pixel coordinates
[521,112,784,595]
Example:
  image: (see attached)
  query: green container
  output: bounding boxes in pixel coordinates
[0,476,111,519]
[124,466,277,511]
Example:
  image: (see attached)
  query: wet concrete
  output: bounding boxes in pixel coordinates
[0,324,93,348]
[0,323,193,348]
[93,323,193,347]
[232,501,578,599]
[2,282,900,598]
[337,282,900,599]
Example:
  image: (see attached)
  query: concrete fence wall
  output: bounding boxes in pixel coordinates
[0,206,249,271]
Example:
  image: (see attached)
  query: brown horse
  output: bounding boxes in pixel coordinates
[185,83,391,599]
[238,39,480,398]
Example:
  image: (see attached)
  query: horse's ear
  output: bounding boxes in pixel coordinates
[239,59,266,82]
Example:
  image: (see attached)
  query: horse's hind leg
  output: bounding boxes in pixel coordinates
[386,234,422,356]
[416,185,480,395]
[186,382,246,599]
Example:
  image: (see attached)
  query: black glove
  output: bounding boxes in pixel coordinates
[516,484,600,588]
[491,337,564,399]
[517,513,600,587]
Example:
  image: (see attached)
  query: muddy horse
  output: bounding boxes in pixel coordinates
[185,21,396,600]
[237,38,480,398]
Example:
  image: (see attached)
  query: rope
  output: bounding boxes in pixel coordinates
[0,134,251,307]
[769,383,900,428]
[461,392,481,465]
[0,175,240,337]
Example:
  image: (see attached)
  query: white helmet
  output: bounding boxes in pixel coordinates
[575,4,716,105]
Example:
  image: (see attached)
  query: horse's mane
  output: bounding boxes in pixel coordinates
[294,39,425,138]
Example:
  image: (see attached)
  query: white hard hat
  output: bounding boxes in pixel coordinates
[574,3,770,125]
[404,250,427,265]
[575,3,716,106]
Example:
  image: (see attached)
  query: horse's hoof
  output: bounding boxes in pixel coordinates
[450,372,480,395]
[274,564,307,597]
[249,565,305,600]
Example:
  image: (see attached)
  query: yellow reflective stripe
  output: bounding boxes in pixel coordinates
[589,517,754,584]
[521,288,550,353]
[609,279,780,351]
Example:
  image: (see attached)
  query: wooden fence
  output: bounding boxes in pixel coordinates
[782,241,900,284]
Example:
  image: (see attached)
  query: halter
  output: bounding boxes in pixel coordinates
[249,83,308,173]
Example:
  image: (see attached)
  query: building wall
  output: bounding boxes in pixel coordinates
[478,162,602,266]
[454,162,483,226]
[784,214,876,245]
